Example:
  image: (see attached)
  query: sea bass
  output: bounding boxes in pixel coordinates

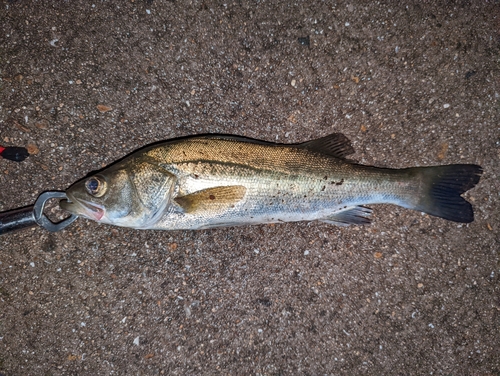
[60,133,482,230]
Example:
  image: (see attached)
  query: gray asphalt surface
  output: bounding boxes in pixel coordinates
[1,1,499,374]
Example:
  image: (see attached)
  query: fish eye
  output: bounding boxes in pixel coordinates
[85,176,107,197]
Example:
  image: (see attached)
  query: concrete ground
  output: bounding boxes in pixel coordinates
[1,1,499,374]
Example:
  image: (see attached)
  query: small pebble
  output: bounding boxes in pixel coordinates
[465,70,476,79]
[437,142,448,160]
[97,104,113,113]
[297,36,310,46]
[133,336,140,346]
[34,120,48,130]
[443,103,450,109]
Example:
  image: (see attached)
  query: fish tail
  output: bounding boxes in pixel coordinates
[409,164,482,223]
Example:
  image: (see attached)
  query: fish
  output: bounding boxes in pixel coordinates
[60,133,482,230]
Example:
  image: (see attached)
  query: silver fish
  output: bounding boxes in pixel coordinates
[60,133,482,230]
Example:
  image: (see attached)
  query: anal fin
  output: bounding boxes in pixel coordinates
[319,206,372,226]
[174,185,246,214]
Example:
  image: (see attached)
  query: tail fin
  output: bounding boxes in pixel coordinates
[411,164,482,223]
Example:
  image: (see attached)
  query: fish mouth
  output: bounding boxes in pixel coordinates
[60,193,105,221]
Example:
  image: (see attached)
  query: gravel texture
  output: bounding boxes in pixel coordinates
[1,1,499,374]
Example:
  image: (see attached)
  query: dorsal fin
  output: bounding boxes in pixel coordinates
[298,133,355,158]
[191,133,355,158]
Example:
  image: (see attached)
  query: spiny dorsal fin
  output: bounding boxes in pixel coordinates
[319,206,372,226]
[174,185,246,214]
[299,133,355,159]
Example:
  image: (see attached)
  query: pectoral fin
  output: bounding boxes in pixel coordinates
[320,206,372,226]
[174,186,246,214]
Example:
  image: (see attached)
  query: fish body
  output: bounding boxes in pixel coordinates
[60,133,482,230]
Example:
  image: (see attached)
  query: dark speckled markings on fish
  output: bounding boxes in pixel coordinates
[60,133,482,231]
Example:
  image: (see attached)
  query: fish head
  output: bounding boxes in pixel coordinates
[60,159,176,228]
